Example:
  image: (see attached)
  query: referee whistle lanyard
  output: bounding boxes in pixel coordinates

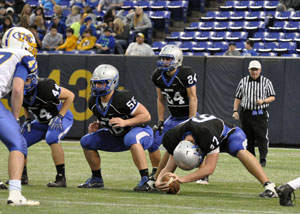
[161,68,180,87]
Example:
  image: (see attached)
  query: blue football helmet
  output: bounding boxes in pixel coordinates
[157,45,183,72]
[24,72,38,95]
[90,64,119,96]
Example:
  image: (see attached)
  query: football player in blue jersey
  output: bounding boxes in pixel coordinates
[0,27,39,206]
[135,45,199,191]
[78,64,153,190]
[20,74,74,187]
[154,114,278,198]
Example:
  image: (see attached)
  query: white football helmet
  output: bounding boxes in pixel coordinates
[173,140,203,171]
[157,45,183,72]
[1,27,37,57]
[91,64,119,96]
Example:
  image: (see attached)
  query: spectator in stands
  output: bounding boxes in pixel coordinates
[65,6,81,27]
[127,7,152,42]
[12,0,25,18]
[34,15,46,40]
[224,42,241,56]
[53,5,66,23]
[84,6,97,25]
[95,27,115,54]
[6,7,18,25]
[19,14,30,29]
[96,0,124,13]
[125,32,154,56]
[77,28,97,51]
[56,27,78,51]
[29,24,43,50]
[30,6,44,26]
[241,39,258,56]
[103,7,116,29]
[39,0,61,12]
[276,0,300,12]
[20,4,32,19]
[51,15,66,38]
[0,15,13,40]
[79,16,97,37]
[70,0,86,8]
[86,0,98,10]
[70,13,87,38]
[42,24,63,50]
[113,17,129,54]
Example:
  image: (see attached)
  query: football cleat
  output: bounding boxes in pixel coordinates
[196,176,209,185]
[7,190,39,206]
[276,184,295,206]
[134,177,158,192]
[21,174,28,185]
[259,182,278,198]
[47,175,67,187]
[260,159,266,167]
[133,176,149,191]
[0,180,7,189]
[78,176,104,188]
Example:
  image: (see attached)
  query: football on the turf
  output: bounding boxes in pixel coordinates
[161,174,180,194]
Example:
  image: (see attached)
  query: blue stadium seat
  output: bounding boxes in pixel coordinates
[207,41,228,54]
[235,41,245,52]
[274,11,292,21]
[280,32,300,42]
[28,0,39,7]
[192,41,212,52]
[167,1,188,22]
[44,9,54,20]
[229,21,244,31]
[134,1,150,10]
[264,1,279,11]
[213,21,230,31]
[150,1,168,11]
[229,11,246,21]
[249,1,265,11]
[284,21,299,32]
[245,11,265,21]
[265,32,285,42]
[194,52,210,56]
[226,31,248,41]
[201,11,217,21]
[219,1,235,11]
[184,22,200,31]
[259,42,278,53]
[250,32,267,42]
[274,42,296,54]
[215,11,233,21]
[165,32,183,41]
[234,1,252,11]
[244,21,265,31]
[60,0,71,8]
[291,11,300,21]
[121,1,134,10]
[194,31,214,41]
[253,42,265,51]
[211,31,230,41]
[180,41,197,52]
[152,41,167,52]
[199,21,214,31]
[269,21,286,31]
[180,31,198,41]
[149,11,171,33]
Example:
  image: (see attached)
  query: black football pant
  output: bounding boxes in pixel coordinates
[240,109,269,160]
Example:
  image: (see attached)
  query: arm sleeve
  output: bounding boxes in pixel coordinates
[14,64,28,81]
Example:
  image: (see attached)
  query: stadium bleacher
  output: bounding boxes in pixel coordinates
[150,0,300,57]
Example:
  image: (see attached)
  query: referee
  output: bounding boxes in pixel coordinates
[232,60,275,167]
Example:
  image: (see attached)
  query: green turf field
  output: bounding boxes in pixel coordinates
[0,141,299,214]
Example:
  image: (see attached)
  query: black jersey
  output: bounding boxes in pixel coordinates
[162,114,235,155]
[151,66,197,117]
[88,90,140,136]
[23,78,62,123]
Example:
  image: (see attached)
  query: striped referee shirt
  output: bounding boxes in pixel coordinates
[235,75,275,110]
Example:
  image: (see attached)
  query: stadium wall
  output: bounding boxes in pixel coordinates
[2,54,299,146]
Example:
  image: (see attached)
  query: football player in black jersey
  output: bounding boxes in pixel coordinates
[78,64,153,191]
[154,114,278,198]
[21,73,74,187]
[138,45,199,191]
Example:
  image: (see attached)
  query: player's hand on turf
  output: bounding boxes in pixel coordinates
[49,114,64,131]
[0,181,7,189]
[109,117,127,127]
[88,121,100,133]
[153,121,164,135]
[21,118,31,133]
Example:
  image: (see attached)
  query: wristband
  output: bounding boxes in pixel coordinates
[233,110,238,113]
